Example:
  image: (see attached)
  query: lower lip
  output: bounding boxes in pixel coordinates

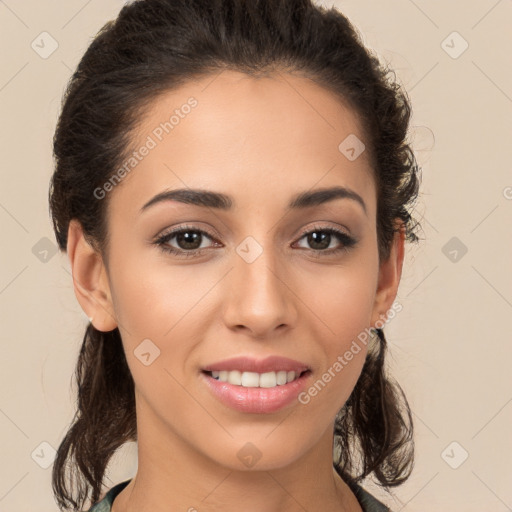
[201,371,311,414]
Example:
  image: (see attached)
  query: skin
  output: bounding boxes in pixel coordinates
[67,69,405,512]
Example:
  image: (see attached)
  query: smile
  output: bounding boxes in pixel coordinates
[201,370,312,414]
[204,369,306,387]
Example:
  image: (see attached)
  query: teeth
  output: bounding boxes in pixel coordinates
[208,370,302,387]
[276,371,287,385]
[228,370,242,385]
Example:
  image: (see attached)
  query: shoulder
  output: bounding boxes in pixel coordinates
[86,480,131,512]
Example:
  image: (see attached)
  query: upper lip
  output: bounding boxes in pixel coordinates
[202,355,310,374]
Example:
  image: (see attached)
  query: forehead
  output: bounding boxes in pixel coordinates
[107,69,375,221]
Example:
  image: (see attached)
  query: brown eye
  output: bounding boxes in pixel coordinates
[294,226,357,256]
[154,225,219,259]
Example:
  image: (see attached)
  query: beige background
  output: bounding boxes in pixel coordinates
[1,0,511,510]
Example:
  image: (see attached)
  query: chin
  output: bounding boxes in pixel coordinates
[201,435,311,472]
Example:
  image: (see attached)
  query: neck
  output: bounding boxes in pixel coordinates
[111,397,362,512]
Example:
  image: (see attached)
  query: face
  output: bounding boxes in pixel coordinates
[76,69,402,471]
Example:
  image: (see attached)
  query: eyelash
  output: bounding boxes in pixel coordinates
[153,224,358,259]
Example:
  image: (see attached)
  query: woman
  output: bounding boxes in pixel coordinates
[48,0,421,510]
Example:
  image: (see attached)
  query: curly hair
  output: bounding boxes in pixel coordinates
[48,0,422,509]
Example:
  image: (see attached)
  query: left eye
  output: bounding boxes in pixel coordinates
[154,225,357,258]
[294,227,356,252]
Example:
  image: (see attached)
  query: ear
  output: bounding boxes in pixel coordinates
[370,220,405,329]
[66,219,118,332]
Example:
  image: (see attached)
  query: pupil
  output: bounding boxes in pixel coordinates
[309,231,329,250]
[178,231,201,250]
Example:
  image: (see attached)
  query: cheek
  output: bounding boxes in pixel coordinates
[301,262,377,339]
[298,266,375,401]
[110,269,201,416]
[108,260,219,395]
[110,258,202,339]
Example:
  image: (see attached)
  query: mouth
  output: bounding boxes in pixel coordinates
[200,367,312,414]
[201,369,310,388]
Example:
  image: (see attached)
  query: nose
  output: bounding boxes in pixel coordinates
[222,240,298,338]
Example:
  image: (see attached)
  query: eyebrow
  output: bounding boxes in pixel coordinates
[139,185,367,216]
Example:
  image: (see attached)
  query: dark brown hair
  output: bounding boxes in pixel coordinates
[49,0,422,509]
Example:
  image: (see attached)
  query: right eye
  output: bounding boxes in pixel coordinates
[153,225,221,259]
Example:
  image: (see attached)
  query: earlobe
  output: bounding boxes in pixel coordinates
[66,219,118,332]
[370,221,406,329]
